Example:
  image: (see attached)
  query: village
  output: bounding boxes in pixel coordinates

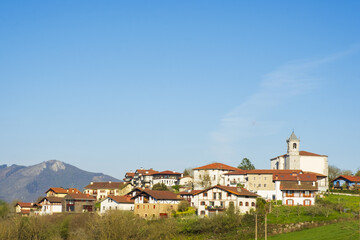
[14,132,359,219]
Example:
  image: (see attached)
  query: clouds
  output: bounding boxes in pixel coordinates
[210,48,358,161]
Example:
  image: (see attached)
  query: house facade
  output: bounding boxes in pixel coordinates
[152,170,183,187]
[276,181,318,206]
[62,193,96,213]
[132,189,183,218]
[192,185,258,216]
[100,195,134,214]
[38,196,63,215]
[331,175,360,190]
[193,163,239,190]
[15,202,39,216]
[83,181,132,201]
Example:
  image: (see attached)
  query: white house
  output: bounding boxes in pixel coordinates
[270,132,328,191]
[223,170,247,188]
[100,195,134,214]
[192,185,258,216]
[38,196,63,215]
[152,170,183,188]
[193,163,239,190]
[83,181,132,201]
[275,180,318,206]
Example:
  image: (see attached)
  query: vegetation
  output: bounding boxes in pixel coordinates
[151,183,168,191]
[238,158,255,170]
[0,200,9,218]
[268,220,359,240]
[197,170,212,189]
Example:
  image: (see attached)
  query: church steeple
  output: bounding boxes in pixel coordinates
[287,131,300,155]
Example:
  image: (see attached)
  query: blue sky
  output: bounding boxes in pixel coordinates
[1,1,359,179]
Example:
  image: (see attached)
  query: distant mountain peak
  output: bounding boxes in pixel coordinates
[45,160,66,172]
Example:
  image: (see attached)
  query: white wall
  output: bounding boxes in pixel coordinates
[100,198,134,214]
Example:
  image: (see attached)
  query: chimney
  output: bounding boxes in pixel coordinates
[298,180,301,185]
[312,181,315,186]
[90,182,94,185]
[109,181,112,184]
[140,167,144,170]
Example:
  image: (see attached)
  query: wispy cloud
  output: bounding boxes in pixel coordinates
[210,47,359,161]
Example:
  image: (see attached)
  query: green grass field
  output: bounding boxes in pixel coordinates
[268,221,359,240]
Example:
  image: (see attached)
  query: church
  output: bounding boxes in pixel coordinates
[270,132,328,191]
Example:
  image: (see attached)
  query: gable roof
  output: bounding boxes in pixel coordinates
[178,190,202,196]
[105,195,134,204]
[132,189,180,200]
[66,193,96,201]
[15,202,35,208]
[280,181,318,191]
[194,185,258,197]
[273,173,317,182]
[246,169,302,174]
[84,181,126,190]
[271,151,327,160]
[46,187,68,194]
[331,175,360,183]
[193,163,239,171]
[154,170,182,175]
[223,170,248,175]
[38,196,63,204]
[46,187,81,194]
[135,169,159,176]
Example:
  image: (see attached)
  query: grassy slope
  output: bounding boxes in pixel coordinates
[268,221,359,240]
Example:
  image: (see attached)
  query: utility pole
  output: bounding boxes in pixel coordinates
[265,213,267,240]
[255,213,258,240]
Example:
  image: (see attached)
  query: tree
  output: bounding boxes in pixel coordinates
[341,170,353,176]
[355,169,360,177]
[183,168,193,177]
[328,165,342,181]
[238,158,255,170]
[152,183,168,191]
[197,170,212,189]
[177,201,190,212]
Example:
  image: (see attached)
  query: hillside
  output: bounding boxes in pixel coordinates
[0,160,120,203]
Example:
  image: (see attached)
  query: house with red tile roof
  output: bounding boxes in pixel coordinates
[331,175,360,190]
[152,170,183,188]
[277,181,318,206]
[270,132,328,191]
[192,163,239,190]
[192,185,258,216]
[46,187,81,198]
[15,202,39,216]
[100,195,134,214]
[63,192,96,213]
[83,181,132,201]
[38,196,63,215]
[132,189,183,218]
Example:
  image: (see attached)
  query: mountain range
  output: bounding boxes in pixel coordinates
[0,160,120,203]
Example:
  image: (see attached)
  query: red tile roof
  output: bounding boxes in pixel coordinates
[46,187,68,194]
[193,163,239,171]
[331,175,360,183]
[280,181,318,191]
[84,181,127,190]
[223,170,248,175]
[66,193,96,200]
[132,189,181,200]
[154,170,182,175]
[16,202,35,208]
[194,185,258,197]
[136,169,159,176]
[38,196,63,204]
[271,151,327,159]
[46,187,81,194]
[107,195,134,204]
[178,190,202,196]
[273,173,317,182]
[21,209,31,214]
[246,169,303,174]
[126,172,135,177]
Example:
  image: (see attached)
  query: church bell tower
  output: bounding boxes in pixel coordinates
[287,131,300,156]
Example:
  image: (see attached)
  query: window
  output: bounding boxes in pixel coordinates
[201,201,205,205]
[286,199,294,206]
[304,199,311,206]
[137,205,139,209]
[293,143,297,149]
[109,206,111,210]
[209,201,214,206]
[153,205,156,209]
[213,175,216,180]
[304,191,310,197]
[103,206,105,210]
[218,193,222,199]
[203,192,207,197]
[245,202,249,206]
[251,202,255,207]
[213,193,217,200]
[258,184,261,187]
[200,210,205,215]
[227,192,231,197]
[239,201,243,206]
[264,184,267,187]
